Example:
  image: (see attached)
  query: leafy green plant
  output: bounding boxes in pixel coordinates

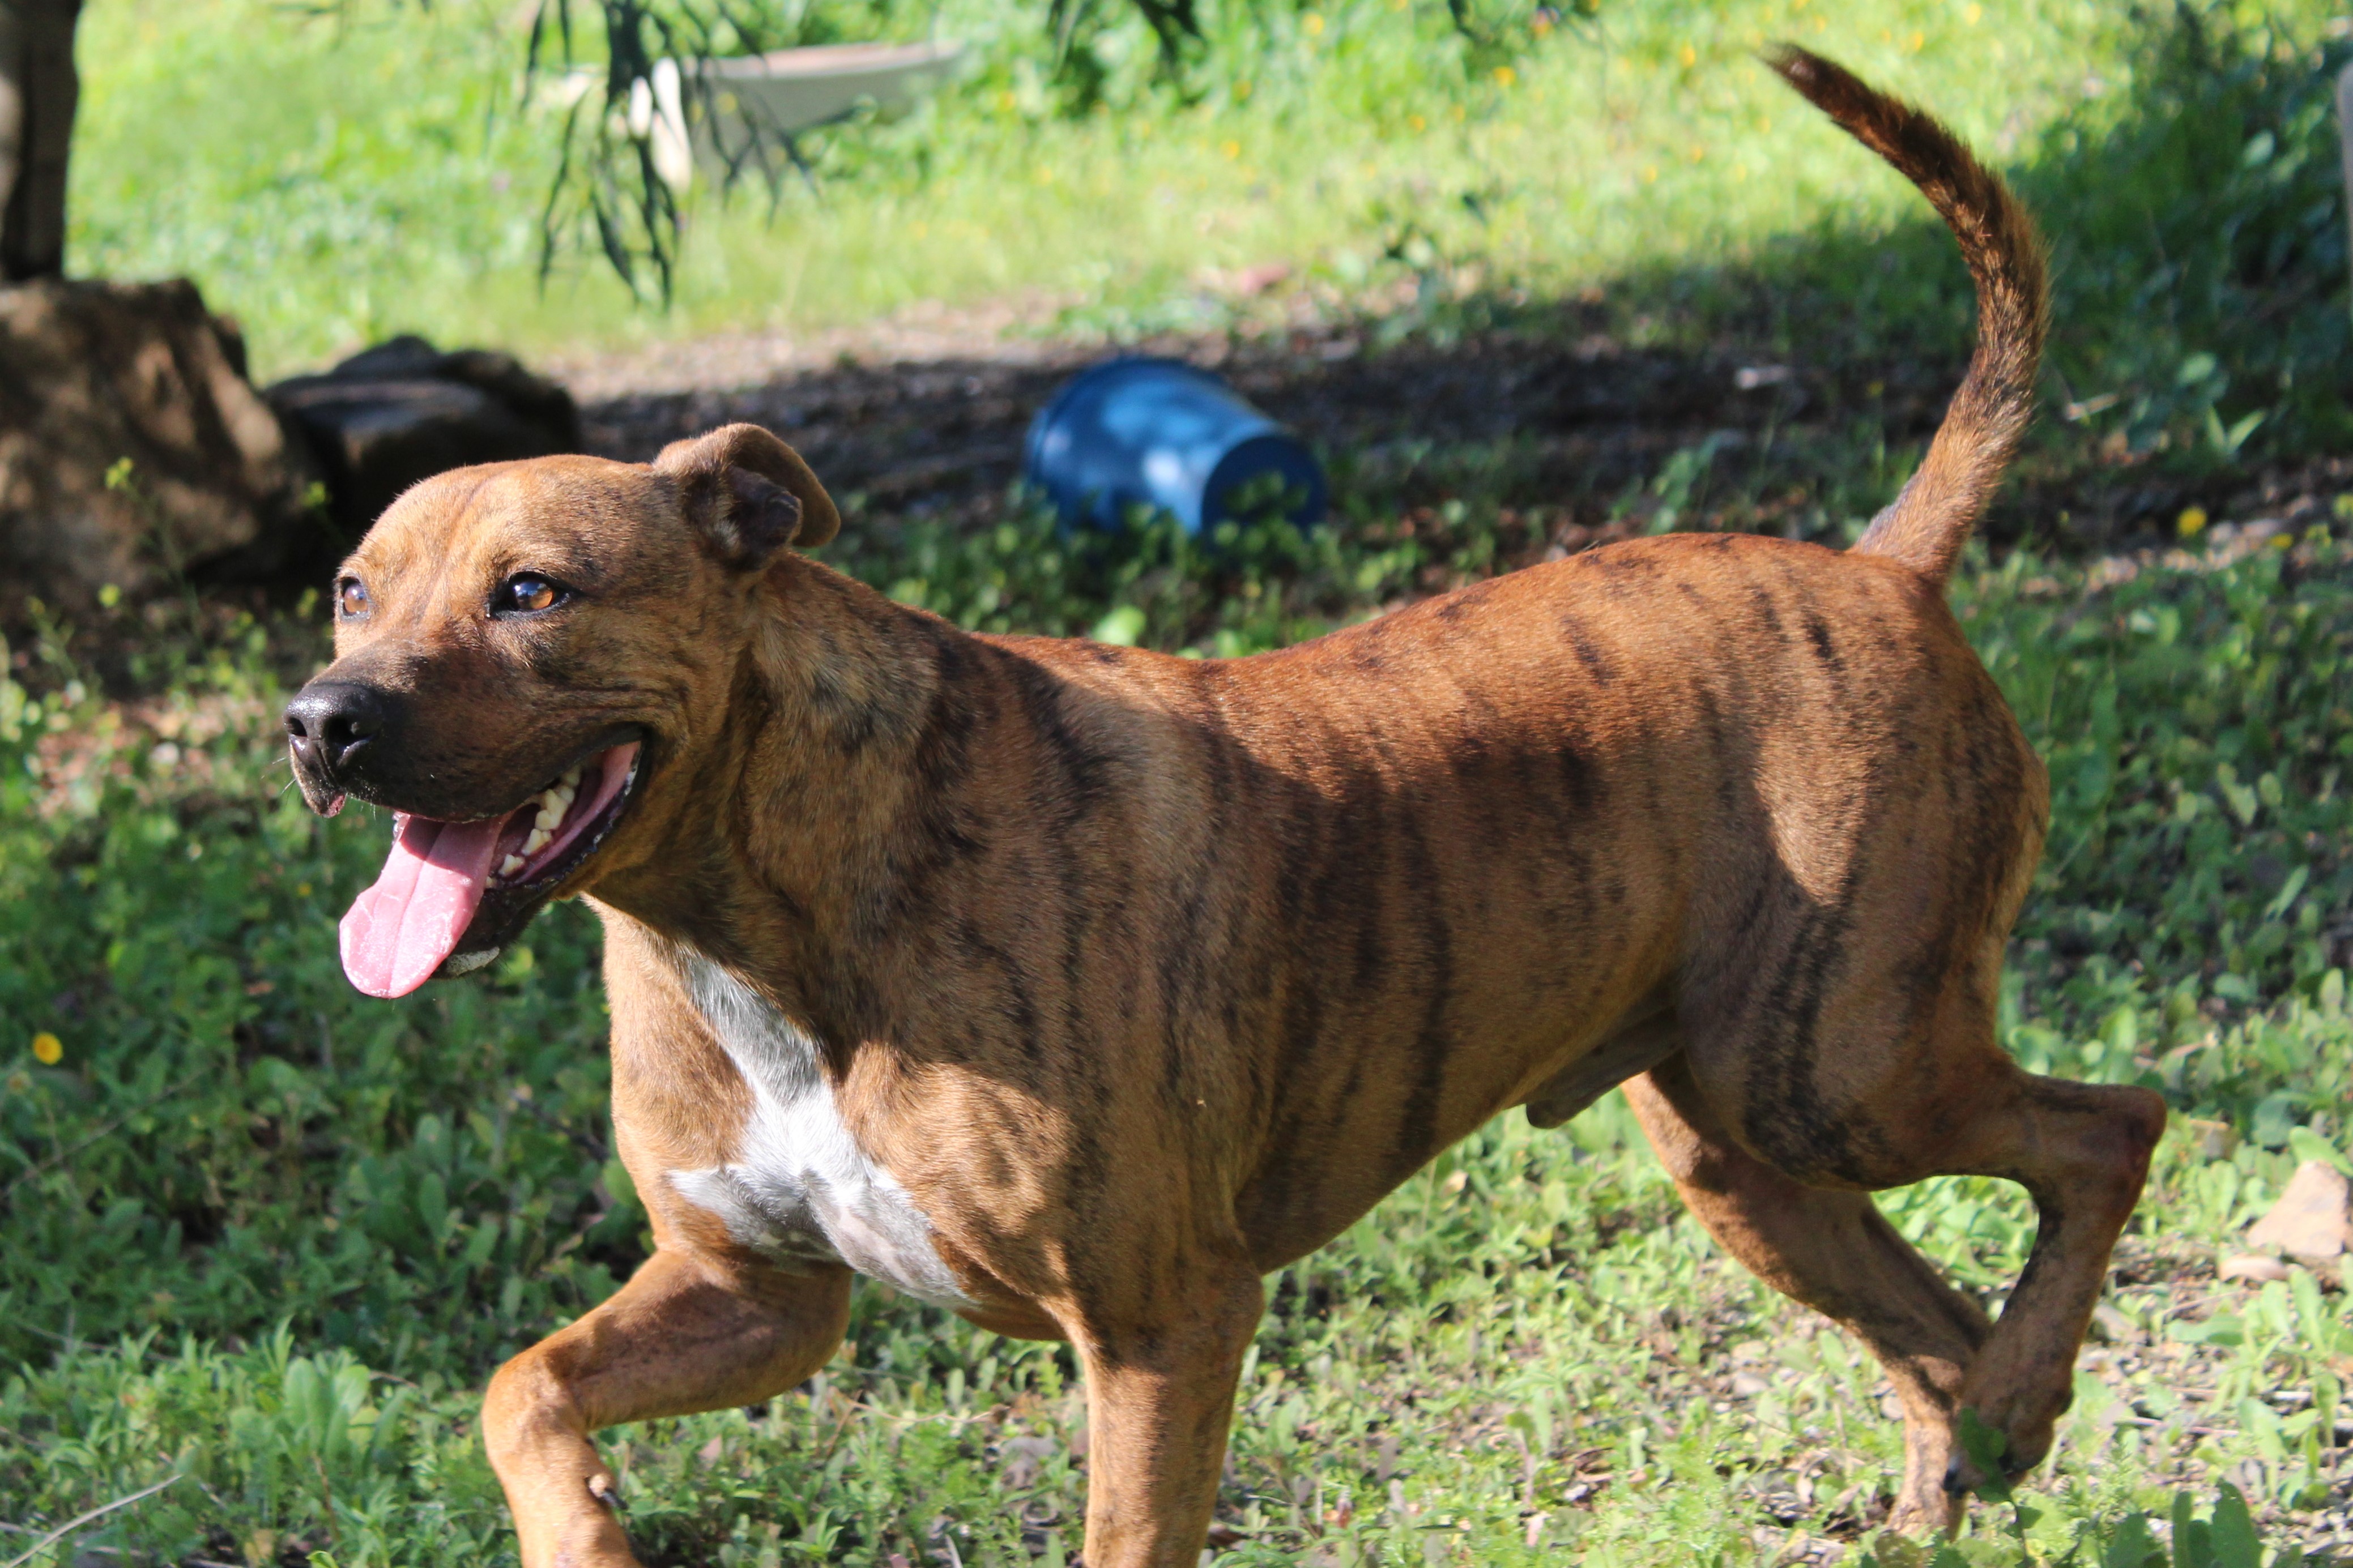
[1856,1484,2309,1568]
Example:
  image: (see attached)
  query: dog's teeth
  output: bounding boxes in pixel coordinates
[555,782,577,805]
[522,827,552,856]
[500,853,526,877]
[534,803,563,831]
[561,768,581,790]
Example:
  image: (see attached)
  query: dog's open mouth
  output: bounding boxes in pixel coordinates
[339,740,641,999]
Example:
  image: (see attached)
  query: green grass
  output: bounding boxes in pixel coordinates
[67,0,2353,469]
[81,0,2085,366]
[18,0,2353,1560]
[4,501,2351,1564]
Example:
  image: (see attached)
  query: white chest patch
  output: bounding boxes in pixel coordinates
[662,951,976,1309]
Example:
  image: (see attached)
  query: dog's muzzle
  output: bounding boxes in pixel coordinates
[284,678,400,814]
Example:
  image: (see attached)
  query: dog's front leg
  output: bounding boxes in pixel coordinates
[1075,1268,1265,1568]
[483,1247,852,1568]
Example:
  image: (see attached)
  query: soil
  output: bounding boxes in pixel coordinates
[573,302,1927,531]
[565,299,2353,558]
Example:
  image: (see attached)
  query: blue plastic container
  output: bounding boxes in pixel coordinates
[1024,357,1326,535]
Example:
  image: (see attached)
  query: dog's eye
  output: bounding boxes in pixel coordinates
[336,578,370,619]
[497,574,568,616]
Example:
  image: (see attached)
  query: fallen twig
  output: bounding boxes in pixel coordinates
[1,1073,204,1206]
[1,1474,184,1568]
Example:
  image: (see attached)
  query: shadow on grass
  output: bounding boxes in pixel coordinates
[576,2,2353,563]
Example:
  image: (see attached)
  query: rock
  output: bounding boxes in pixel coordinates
[2186,1117,2240,1161]
[266,334,581,538]
[2088,1302,2138,1341]
[2245,1159,2353,1264]
[0,277,310,617]
[2219,1254,2293,1284]
[998,1434,1059,1489]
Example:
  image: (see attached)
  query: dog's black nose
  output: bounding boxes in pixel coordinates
[284,681,393,776]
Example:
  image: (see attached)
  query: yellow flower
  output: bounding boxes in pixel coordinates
[1678,42,1697,68]
[1964,3,1981,22]
[1494,65,1516,88]
[1304,12,1325,34]
[1409,113,1427,133]
[2177,506,2208,538]
[1221,139,1242,160]
[32,1032,62,1065]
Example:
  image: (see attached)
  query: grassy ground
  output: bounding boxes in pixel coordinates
[92,0,2137,368]
[4,503,2352,1565]
[13,0,2353,1562]
[67,0,2353,572]
[67,0,2353,474]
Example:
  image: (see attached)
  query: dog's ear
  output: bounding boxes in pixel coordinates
[653,423,841,565]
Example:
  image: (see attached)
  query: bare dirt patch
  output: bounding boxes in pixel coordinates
[568,300,2353,567]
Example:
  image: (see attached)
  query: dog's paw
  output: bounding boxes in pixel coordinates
[1941,1404,2049,1498]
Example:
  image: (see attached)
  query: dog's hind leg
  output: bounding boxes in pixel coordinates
[1913,1067,2165,1493]
[1675,959,2164,1523]
[1624,1051,1990,1534]
[483,1249,851,1568]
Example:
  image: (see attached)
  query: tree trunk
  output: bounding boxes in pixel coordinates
[0,0,82,282]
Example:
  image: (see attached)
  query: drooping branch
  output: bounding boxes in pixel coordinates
[525,0,794,305]
[504,0,1527,304]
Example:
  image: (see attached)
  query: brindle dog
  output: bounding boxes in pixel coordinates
[284,48,2163,1567]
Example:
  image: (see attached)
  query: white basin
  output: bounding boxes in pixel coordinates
[559,42,966,190]
[707,41,966,136]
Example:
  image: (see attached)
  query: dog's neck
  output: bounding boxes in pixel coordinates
[589,553,967,1040]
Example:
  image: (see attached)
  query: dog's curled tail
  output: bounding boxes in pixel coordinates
[1766,45,2048,588]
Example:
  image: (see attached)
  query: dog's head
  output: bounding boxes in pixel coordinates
[284,424,838,998]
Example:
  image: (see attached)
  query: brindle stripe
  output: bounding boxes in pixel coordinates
[1560,614,1619,686]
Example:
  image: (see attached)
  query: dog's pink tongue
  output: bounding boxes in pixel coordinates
[340,815,506,998]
